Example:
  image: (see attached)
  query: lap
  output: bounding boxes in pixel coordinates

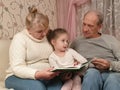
[5,75,62,90]
[82,68,120,90]
[82,68,103,90]
[101,72,120,90]
[84,68,101,78]
[102,71,120,82]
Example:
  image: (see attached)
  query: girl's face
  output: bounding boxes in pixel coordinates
[52,33,69,52]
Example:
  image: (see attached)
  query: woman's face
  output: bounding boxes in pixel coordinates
[28,23,49,40]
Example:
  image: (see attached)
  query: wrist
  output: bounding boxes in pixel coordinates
[109,62,112,71]
[35,71,43,79]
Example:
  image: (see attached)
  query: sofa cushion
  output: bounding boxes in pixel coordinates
[0,40,11,89]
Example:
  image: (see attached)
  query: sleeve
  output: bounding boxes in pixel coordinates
[108,36,120,71]
[69,48,87,64]
[9,34,37,79]
[49,54,59,68]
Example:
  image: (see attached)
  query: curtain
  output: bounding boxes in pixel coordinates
[56,0,90,41]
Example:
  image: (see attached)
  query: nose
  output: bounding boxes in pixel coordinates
[64,41,69,46]
[83,25,89,32]
[42,31,46,36]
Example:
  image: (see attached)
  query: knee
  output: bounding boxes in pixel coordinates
[85,68,101,78]
[73,75,81,82]
[105,74,120,84]
[82,68,102,85]
[103,73,120,90]
[22,81,46,90]
[73,75,81,85]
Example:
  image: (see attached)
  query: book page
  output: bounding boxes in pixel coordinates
[51,61,89,72]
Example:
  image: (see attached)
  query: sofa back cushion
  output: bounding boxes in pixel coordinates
[0,40,11,81]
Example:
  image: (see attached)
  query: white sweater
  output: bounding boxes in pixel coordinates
[6,29,53,79]
[49,48,87,68]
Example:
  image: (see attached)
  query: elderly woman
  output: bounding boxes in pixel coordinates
[5,6,62,90]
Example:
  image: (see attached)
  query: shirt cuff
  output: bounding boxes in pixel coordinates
[109,62,112,71]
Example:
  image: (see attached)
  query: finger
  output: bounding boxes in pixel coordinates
[94,59,109,65]
[92,59,102,63]
[55,72,60,76]
[95,64,103,70]
[51,73,57,78]
[92,61,106,66]
[94,62,109,70]
[45,67,54,71]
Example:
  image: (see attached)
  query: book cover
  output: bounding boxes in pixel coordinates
[51,61,89,72]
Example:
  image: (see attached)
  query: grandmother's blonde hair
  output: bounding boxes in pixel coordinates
[26,6,49,30]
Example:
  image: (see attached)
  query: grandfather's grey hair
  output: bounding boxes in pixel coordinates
[84,10,104,25]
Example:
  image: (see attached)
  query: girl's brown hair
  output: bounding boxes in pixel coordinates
[47,28,68,45]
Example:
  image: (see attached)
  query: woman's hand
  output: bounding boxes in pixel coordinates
[35,67,60,80]
[91,58,110,70]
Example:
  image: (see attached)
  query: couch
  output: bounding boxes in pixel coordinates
[0,40,12,90]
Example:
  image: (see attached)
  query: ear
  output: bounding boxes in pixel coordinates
[51,39,56,46]
[98,24,103,32]
[99,24,102,28]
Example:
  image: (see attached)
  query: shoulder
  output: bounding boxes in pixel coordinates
[11,29,28,45]
[49,52,57,61]
[13,29,27,40]
[70,36,83,48]
[102,34,116,39]
[49,52,56,58]
[101,34,118,42]
[68,48,76,52]
[67,48,78,54]
[72,36,83,43]
[101,34,120,47]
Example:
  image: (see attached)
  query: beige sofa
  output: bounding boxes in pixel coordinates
[0,40,11,90]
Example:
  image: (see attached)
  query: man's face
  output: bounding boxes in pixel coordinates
[82,12,102,38]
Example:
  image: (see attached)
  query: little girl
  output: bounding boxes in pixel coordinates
[47,28,87,90]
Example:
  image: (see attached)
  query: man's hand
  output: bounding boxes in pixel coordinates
[91,58,110,70]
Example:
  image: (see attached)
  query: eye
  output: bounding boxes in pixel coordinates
[88,24,94,28]
[37,30,44,33]
[62,39,65,42]
[37,31,42,33]
[83,23,86,26]
[67,40,69,44]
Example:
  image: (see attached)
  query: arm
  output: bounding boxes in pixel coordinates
[92,36,120,71]
[35,68,59,80]
[10,34,59,80]
[9,34,37,79]
[49,55,59,68]
[69,48,87,63]
[109,36,120,71]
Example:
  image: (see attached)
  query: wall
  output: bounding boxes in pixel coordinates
[1,0,120,40]
[0,0,57,40]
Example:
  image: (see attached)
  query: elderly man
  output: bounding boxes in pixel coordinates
[71,10,120,90]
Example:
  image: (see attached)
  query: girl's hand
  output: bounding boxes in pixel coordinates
[35,67,60,80]
[74,60,80,66]
[60,72,73,81]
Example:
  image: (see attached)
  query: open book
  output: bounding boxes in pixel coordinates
[51,61,89,72]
